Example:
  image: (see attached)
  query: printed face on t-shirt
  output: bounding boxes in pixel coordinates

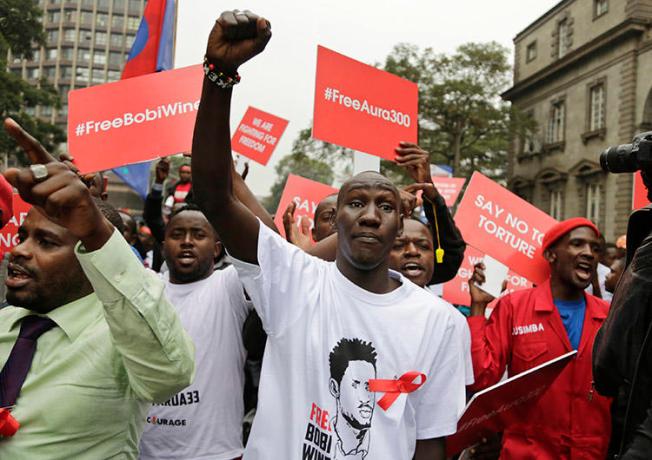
[338,360,376,429]
[335,172,402,270]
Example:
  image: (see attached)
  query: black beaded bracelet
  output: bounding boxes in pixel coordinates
[203,57,241,89]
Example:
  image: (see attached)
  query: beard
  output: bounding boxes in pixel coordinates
[342,408,372,431]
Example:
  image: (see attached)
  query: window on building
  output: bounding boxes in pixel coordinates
[63,29,77,42]
[60,66,73,79]
[47,11,61,23]
[127,16,140,30]
[586,183,601,223]
[60,47,73,60]
[76,67,90,82]
[41,106,53,117]
[32,50,40,62]
[110,33,123,47]
[93,53,106,65]
[107,70,121,80]
[557,19,570,58]
[111,14,124,29]
[96,13,108,27]
[81,0,94,7]
[91,68,105,83]
[550,190,564,220]
[589,83,605,132]
[25,107,36,116]
[81,12,93,25]
[595,0,608,17]
[125,34,136,48]
[77,48,91,62]
[98,0,110,9]
[526,41,537,62]
[27,67,40,80]
[46,48,58,60]
[108,51,122,66]
[63,9,78,23]
[95,31,108,46]
[47,30,59,42]
[129,0,141,13]
[114,0,126,11]
[547,100,565,144]
[58,103,68,117]
[58,85,70,100]
[43,67,56,79]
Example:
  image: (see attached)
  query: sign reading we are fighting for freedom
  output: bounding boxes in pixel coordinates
[231,106,288,165]
[455,172,558,285]
[312,46,418,161]
[432,177,466,207]
[273,174,338,240]
[68,64,204,173]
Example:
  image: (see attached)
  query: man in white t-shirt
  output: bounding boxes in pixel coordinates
[191,10,467,460]
[139,204,250,460]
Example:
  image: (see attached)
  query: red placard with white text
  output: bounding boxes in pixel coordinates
[446,351,576,455]
[231,106,289,165]
[68,64,203,173]
[633,172,650,209]
[274,174,338,239]
[432,177,466,207]
[455,172,558,285]
[313,46,418,161]
[442,246,534,306]
[0,194,31,253]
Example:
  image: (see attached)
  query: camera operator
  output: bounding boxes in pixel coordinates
[593,133,652,459]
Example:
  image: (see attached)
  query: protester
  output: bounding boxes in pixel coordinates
[467,217,611,458]
[139,205,252,460]
[119,209,145,263]
[604,257,625,295]
[167,163,192,206]
[593,167,652,458]
[312,193,337,242]
[191,11,467,459]
[0,118,194,458]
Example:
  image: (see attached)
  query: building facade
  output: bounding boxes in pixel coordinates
[8,0,147,210]
[503,0,652,240]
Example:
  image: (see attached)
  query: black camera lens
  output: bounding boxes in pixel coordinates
[600,144,639,173]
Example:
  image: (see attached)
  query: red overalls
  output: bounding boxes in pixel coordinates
[467,280,611,459]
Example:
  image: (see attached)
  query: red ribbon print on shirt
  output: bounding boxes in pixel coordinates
[0,408,19,437]
[368,371,427,411]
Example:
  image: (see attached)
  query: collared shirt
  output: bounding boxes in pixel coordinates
[0,229,195,459]
[333,416,370,459]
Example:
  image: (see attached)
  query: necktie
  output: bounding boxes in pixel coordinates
[0,316,56,408]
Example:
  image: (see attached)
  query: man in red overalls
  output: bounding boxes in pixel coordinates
[467,218,611,459]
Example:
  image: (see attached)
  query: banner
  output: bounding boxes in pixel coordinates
[0,194,31,253]
[68,64,203,173]
[312,46,418,161]
[231,106,289,165]
[633,172,650,209]
[273,174,338,239]
[442,246,533,307]
[432,177,466,207]
[447,351,577,455]
[455,172,557,284]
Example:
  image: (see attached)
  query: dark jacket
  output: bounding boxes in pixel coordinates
[593,204,652,459]
[423,194,466,284]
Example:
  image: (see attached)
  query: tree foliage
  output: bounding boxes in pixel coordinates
[383,41,535,179]
[0,0,65,164]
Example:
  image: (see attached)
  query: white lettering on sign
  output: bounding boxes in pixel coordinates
[512,323,545,336]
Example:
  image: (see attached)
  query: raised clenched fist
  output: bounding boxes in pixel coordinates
[206,10,272,75]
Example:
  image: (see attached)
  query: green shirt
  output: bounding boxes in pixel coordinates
[0,229,195,459]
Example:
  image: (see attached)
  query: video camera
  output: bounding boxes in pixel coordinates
[600,132,652,173]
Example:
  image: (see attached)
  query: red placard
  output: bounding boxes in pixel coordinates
[68,64,203,173]
[312,46,418,161]
[0,194,31,254]
[455,172,558,285]
[273,174,338,239]
[447,351,576,455]
[432,177,466,207]
[442,246,533,307]
[633,172,650,209]
[231,106,289,166]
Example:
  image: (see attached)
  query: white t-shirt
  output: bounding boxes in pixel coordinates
[139,267,251,460]
[231,223,467,460]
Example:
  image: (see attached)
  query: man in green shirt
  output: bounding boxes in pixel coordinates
[0,118,195,459]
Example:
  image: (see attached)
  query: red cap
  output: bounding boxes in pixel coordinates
[0,175,13,228]
[541,217,600,253]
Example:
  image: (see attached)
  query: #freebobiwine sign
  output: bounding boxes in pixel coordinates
[312,46,418,161]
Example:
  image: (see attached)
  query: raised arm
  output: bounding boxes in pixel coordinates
[191,10,272,264]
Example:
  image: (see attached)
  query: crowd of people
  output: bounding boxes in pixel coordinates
[0,8,647,460]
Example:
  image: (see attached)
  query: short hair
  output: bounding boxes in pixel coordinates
[329,338,377,385]
[167,203,219,240]
[93,197,125,234]
[179,163,191,172]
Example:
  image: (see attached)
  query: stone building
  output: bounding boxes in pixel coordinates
[503,0,652,240]
[7,0,146,211]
